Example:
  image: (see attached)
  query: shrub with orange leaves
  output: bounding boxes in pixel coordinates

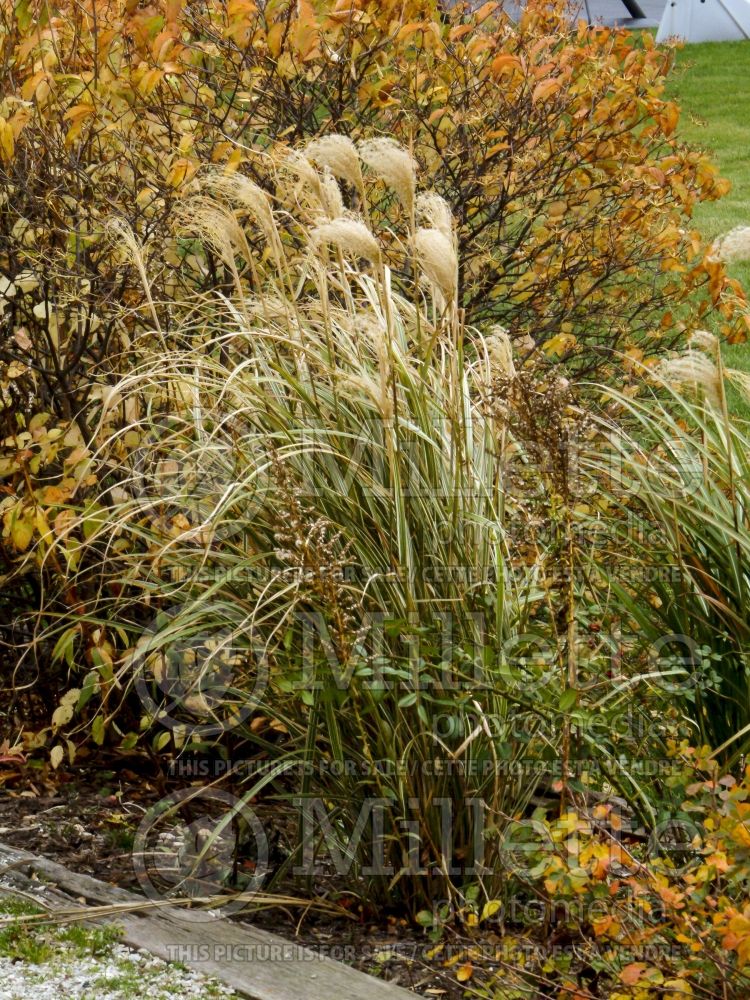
[0,0,747,440]
[459,743,750,998]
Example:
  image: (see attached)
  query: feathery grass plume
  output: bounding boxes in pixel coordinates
[320,167,345,220]
[416,192,454,243]
[204,172,278,246]
[414,226,457,302]
[688,329,719,355]
[656,350,721,406]
[173,197,248,270]
[710,225,750,264]
[202,170,300,320]
[311,216,380,264]
[173,197,252,305]
[484,325,516,378]
[358,138,416,219]
[281,149,324,207]
[305,134,365,198]
[106,217,163,337]
[726,368,750,399]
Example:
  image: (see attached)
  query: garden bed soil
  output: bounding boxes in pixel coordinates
[0,754,489,999]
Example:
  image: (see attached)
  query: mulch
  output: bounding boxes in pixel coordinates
[0,753,494,998]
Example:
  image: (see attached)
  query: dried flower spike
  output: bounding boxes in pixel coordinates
[414,227,457,302]
[305,135,365,196]
[311,216,381,264]
[416,192,454,242]
[359,138,416,218]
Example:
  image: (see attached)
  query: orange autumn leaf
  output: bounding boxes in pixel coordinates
[532,77,561,103]
[491,54,522,77]
[620,963,647,986]
[456,963,473,982]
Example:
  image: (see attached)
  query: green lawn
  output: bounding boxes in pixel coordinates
[666,40,750,387]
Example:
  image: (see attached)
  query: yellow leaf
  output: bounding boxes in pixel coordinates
[34,508,52,545]
[267,22,285,58]
[92,716,106,746]
[0,119,14,164]
[732,821,750,848]
[50,745,64,769]
[51,702,75,729]
[63,103,95,145]
[474,1,500,22]
[166,157,197,188]
[663,980,693,996]
[8,511,34,552]
[398,21,429,42]
[543,332,577,356]
[138,66,164,97]
[449,24,473,42]
[456,963,473,982]
[63,103,95,123]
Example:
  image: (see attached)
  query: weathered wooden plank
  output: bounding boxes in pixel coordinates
[0,843,417,1000]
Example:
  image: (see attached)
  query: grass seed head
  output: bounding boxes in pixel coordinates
[657,350,721,406]
[320,167,345,220]
[358,137,416,217]
[305,134,364,193]
[687,329,719,355]
[311,216,381,263]
[174,197,246,268]
[414,226,457,301]
[416,192,454,242]
[204,172,277,244]
[485,325,516,378]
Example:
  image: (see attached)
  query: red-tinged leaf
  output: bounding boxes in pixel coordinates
[620,963,647,986]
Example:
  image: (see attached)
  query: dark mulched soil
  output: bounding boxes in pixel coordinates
[0,753,494,998]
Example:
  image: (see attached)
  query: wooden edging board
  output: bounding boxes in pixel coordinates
[0,842,417,1000]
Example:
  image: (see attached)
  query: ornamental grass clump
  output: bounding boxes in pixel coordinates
[585,342,750,762]
[12,148,676,915]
